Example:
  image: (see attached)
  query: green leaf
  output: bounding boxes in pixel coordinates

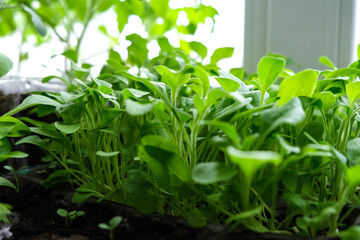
[16,135,47,149]
[109,216,122,228]
[188,209,206,228]
[189,41,207,59]
[211,120,240,147]
[192,162,236,184]
[215,77,240,92]
[0,116,30,138]
[3,95,61,117]
[346,81,360,107]
[260,98,305,135]
[54,122,81,134]
[338,226,360,240]
[96,151,120,157]
[325,68,360,79]
[57,208,68,217]
[126,34,148,67]
[313,92,336,113]
[62,49,78,63]
[0,151,29,163]
[319,56,335,70]
[277,69,318,106]
[0,52,13,78]
[125,99,156,116]
[150,0,169,17]
[71,61,90,73]
[210,47,234,65]
[0,176,16,189]
[227,146,281,182]
[22,5,47,37]
[345,138,360,167]
[258,56,285,99]
[347,165,360,190]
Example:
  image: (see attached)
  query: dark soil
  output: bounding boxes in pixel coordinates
[0,176,340,240]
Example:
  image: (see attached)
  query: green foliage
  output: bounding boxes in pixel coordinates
[3,2,360,236]
[0,52,13,77]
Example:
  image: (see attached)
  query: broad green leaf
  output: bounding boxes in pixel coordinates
[192,162,236,184]
[0,52,13,77]
[346,81,360,107]
[260,98,305,135]
[189,41,207,59]
[0,203,11,223]
[319,56,335,70]
[188,209,206,228]
[54,122,81,134]
[0,176,16,190]
[210,47,234,65]
[150,0,169,17]
[3,95,61,117]
[22,5,47,36]
[258,56,285,99]
[345,138,360,167]
[0,151,28,163]
[225,206,263,224]
[96,151,120,157]
[227,146,281,183]
[125,99,156,116]
[0,116,30,137]
[325,68,360,79]
[215,77,240,92]
[277,69,318,106]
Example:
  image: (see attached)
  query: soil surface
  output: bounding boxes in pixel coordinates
[0,176,340,240]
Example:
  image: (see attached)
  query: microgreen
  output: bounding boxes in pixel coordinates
[98,216,122,240]
[56,208,85,228]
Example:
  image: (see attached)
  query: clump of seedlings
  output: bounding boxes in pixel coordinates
[56,209,85,228]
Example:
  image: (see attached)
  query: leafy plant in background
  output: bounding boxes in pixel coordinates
[0,0,218,76]
[0,53,29,223]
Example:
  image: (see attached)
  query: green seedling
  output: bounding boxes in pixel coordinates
[56,208,84,228]
[98,216,122,240]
